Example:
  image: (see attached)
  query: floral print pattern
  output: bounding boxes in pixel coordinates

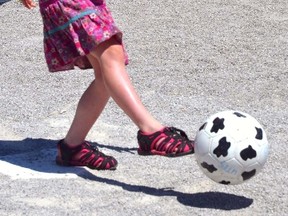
[39,0,128,72]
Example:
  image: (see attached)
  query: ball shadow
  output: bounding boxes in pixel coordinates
[177,191,253,210]
[81,173,253,210]
[0,138,253,210]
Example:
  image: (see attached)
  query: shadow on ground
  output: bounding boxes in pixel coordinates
[81,172,253,210]
[0,0,10,6]
[0,138,136,174]
[0,138,253,210]
[0,138,137,156]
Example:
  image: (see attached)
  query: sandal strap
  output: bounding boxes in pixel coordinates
[57,140,117,170]
[157,127,192,154]
[77,142,115,169]
[137,127,194,156]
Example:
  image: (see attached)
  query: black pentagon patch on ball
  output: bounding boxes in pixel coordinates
[255,127,263,140]
[242,169,256,181]
[210,117,225,133]
[233,112,247,118]
[240,145,257,161]
[201,162,217,173]
[219,180,231,185]
[199,122,207,131]
[213,137,231,158]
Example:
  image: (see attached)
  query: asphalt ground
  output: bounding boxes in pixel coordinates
[0,0,287,215]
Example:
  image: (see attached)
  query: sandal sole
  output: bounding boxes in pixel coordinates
[56,156,117,170]
[137,149,194,157]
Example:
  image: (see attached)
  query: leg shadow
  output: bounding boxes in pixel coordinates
[0,138,253,210]
[0,0,11,6]
[0,138,136,175]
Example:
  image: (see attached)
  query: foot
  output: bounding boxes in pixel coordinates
[137,127,194,157]
[56,139,118,170]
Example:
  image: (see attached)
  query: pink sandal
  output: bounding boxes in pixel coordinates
[56,140,118,170]
[137,127,194,157]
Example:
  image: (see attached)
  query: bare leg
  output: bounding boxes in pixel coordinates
[88,37,163,133]
[58,37,193,160]
[57,56,118,170]
[64,59,110,146]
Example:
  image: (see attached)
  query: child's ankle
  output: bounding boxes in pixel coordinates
[139,126,165,134]
[63,138,83,148]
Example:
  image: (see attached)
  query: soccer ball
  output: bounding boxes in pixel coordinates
[194,110,269,185]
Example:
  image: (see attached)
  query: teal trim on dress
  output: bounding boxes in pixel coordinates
[44,9,97,38]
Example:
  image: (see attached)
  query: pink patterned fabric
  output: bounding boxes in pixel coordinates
[39,0,128,72]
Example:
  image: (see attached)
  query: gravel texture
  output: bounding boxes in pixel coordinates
[0,0,287,215]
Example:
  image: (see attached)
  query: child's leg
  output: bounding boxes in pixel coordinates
[59,36,193,161]
[64,59,110,146]
[87,37,163,134]
[57,58,118,170]
[86,36,194,157]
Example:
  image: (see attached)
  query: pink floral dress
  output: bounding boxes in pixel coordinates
[39,0,128,72]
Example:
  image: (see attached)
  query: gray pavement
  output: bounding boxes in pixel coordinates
[0,0,287,215]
